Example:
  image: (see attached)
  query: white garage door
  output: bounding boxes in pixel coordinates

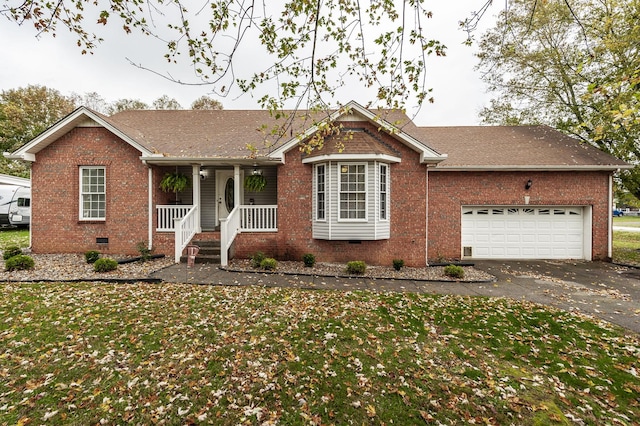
[461,206,585,259]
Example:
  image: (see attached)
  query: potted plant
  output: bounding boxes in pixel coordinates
[244,174,267,192]
[160,171,190,203]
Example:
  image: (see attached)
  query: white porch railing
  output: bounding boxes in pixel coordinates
[157,205,193,231]
[157,204,277,265]
[240,205,278,231]
[220,206,241,266]
[220,205,278,266]
[174,205,199,263]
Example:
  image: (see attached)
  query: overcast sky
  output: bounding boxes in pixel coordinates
[0,2,498,126]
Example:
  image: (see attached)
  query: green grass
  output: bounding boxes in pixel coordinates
[0,284,638,425]
[614,216,640,227]
[0,227,29,249]
[613,216,640,264]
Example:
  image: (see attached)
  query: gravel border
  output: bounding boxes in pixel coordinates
[225,259,495,282]
[0,254,495,283]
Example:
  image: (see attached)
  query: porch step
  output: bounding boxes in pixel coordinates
[180,239,221,264]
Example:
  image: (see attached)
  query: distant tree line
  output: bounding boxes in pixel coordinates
[0,85,223,177]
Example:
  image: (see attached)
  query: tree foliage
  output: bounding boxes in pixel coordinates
[191,96,223,110]
[106,98,150,115]
[476,0,640,196]
[0,0,446,116]
[0,85,76,176]
[152,95,182,110]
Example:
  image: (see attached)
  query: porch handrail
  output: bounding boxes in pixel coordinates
[174,205,199,263]
[239,205,278,231]
[220,205,241,266]
[157,205,193,231]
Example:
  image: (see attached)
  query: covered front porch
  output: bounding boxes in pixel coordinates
[152,163,278,265]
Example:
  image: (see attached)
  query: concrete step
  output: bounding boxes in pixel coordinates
[183,239,221,264]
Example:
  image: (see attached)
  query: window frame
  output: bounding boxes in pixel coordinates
[379,163,389,221]
[315,163,327,221]
[338,162,368,222]
[79,166,106,221]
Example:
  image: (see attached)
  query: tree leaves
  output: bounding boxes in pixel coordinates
[1,0,446,118]
[0,283,638,424]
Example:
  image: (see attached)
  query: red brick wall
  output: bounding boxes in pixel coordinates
[235,121,429,267]
[32,127,155,255]
[427,170,611,261]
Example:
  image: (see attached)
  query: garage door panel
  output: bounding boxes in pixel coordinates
[462,206,585,260]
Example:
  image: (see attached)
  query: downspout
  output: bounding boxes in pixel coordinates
[608,172,613,259]
[147,164,153,250]
[425,164,429,266]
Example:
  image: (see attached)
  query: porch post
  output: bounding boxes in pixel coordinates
[234,164,241,208]
[192,164,202,233]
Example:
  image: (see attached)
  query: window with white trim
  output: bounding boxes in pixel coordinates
[316,164,326,220]
[339,163,366,220]
[80,166,106,220]
[379,163,388,220]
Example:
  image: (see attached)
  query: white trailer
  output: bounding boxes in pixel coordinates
[0,184,31,227]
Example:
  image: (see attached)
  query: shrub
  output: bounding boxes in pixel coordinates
[260,257,277,271]
[346,260,366,275]
[136,242,153,262]
[3,245,22,260]
[251,251,266,268]
[444,264,465,279]
[5,254,34,271]
[302,253,316,267]
[85,250,100,264]
[392,259,405,271]
[94,258,118,273]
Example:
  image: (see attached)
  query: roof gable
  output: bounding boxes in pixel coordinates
[6,107,158,162]
[269,101,445,164]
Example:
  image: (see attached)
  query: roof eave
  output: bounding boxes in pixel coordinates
[430,164,632,171]
[140,156,283,166]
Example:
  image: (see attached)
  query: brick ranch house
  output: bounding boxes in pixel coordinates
[6,101,629,266]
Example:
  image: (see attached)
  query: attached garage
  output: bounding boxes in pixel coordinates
[461,206,591,260]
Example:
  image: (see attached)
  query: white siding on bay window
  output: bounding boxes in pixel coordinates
[313,161,390,240]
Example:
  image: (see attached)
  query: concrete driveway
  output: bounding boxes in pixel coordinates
[472,260,640,335]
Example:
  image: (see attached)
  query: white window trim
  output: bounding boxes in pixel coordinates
[315,164,327,222]
[79,166,106,221]
[379,163,389,221]
[338,162,368,222]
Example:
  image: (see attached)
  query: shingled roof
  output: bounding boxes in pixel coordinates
[410,125,629,170]
[7,103,629,171]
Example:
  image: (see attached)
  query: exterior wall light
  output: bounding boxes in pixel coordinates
[525,179,533,190]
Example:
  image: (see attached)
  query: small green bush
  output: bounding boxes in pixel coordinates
[392,259,405,271]
[137,242,153,262]
[444,264,465,279]
[346,260,366,275]
[302,253,316,267]
[85,250,100,264]
[5,254,34,271]
[260,257,277,271]
[251,251,266,268]
[3,245,22,260]
[94,258,118,273]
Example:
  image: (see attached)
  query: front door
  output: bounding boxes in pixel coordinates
[215,170,243,225]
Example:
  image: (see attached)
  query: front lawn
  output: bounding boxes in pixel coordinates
[1,283,638,425]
